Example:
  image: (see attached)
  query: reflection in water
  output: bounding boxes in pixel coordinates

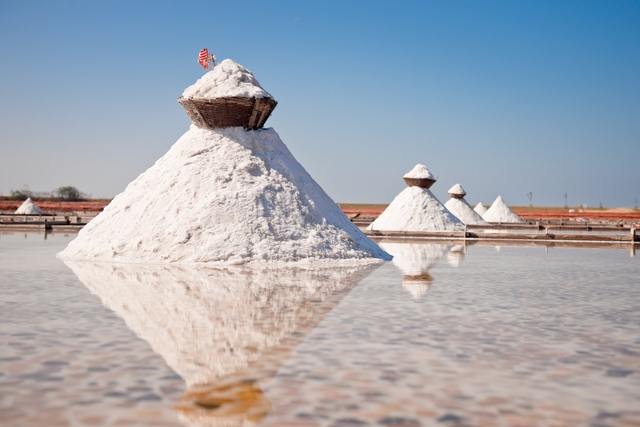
[378,242,449,298]
[64,261,378,427]
[447,244,466,267]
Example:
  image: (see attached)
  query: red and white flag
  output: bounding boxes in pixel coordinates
[198,48,210,69]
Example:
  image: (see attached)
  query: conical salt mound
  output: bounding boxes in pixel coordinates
[15,197,42,215]
[60,59,389,265]
[474,202,487,216]
[443,184,487,225]
[59,126,390,264]
[483,196,522,223]
[367,165,463,232]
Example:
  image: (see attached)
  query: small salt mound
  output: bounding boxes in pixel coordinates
[444,183,487,225]
[59,126,389,264]
[403,164,435,180]
[182,59,271,99]
[367,186,463,232]
[15,197,42,215]
[483,196,522,223]
[474,202,487,216]
[447,183,466,196]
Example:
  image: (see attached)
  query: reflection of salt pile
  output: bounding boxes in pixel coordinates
[59,60,389,264]
[483,196,522,223]
[15,197,42,214]
[447,245,466,267]
[443,184,487,225]
[378,242,448,299]
[64,261,375,385]
[367,165,463,232]
[64,261,376,426]
[473,202,487,216]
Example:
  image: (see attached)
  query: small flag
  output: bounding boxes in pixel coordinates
[198,48,210,69]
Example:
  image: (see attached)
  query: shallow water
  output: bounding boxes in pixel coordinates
[1,232,639,427]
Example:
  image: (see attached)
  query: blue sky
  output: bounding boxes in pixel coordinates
[1,0,638,207]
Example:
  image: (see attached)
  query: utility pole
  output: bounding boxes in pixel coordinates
[527,192,533,208]
[635,197,638,209]
[564,192,568,208]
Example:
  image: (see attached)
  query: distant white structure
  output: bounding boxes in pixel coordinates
[15,197,43,215]
[367,164,463,232]
[473,202,487,216]
[482,196,522,223]
[443,184,487,225]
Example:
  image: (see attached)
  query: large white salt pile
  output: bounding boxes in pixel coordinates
[474,202,487,216]
[482,196,522,223]
[367,165,463,232]
[443,184,487,225]
[59,61,389,264]
[15,197,42,215]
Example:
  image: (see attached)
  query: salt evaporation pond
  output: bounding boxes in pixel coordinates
[2,232,639,426]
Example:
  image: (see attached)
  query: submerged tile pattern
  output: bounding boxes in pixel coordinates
[1,233,639,427]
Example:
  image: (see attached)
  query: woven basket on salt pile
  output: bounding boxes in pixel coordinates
[177,96,278,130]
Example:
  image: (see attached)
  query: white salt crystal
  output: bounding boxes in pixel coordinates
[15,197,42,215]
[59,126,389,264]
[182,59,272,99]
[482,196,522,223]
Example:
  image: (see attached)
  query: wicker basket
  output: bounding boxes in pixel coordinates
[403,177,436,189]
[177,96,278,130]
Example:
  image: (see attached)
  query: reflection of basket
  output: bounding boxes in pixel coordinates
[403,177,436,189]
[178,96,278,130]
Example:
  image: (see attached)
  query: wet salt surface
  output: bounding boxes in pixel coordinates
[1,232,639,426]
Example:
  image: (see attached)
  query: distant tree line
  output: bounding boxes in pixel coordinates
[8,186,88,201]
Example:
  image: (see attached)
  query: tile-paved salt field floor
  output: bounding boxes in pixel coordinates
[1,233,639,426]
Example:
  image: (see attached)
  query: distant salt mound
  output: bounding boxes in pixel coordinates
[182,59,271,99]
[443,184,487,225]
[367,187,463,232]
[483,196,522,223]
[59,126,390,264]
[474,202,487,216]
[367,165,463,232]
[15,197,42,215]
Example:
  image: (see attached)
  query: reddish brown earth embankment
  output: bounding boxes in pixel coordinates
[2,199,639,223]
[340,203,640,223]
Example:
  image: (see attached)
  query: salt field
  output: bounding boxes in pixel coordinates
[1,232,639,427]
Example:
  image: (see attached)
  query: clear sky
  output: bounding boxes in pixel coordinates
[1,0,638,208]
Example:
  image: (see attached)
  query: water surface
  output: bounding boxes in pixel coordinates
[1,232,638,426]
